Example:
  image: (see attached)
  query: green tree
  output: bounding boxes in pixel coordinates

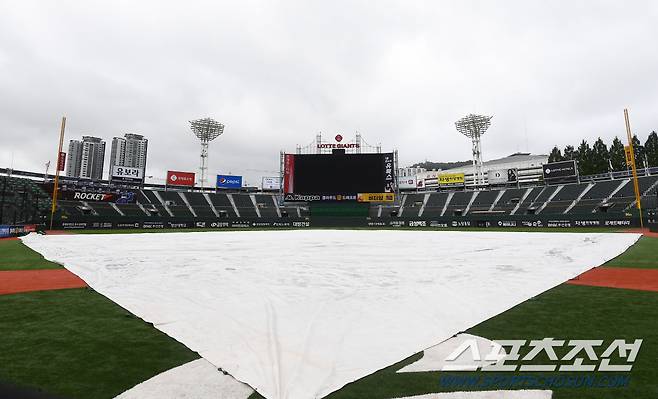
[644,131,658,167]
[576,140,593,175]
[548,146,564,163]
[632,135,646,169]
[591,137,610,174]
[563,145,577,160]
[609,136,626,171]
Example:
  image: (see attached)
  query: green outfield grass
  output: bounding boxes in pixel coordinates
[0,240,61,270]
[604,236,658,268]
[0,231,656,398]
[0,289,199,399]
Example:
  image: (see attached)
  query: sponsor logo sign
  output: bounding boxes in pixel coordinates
[284,193,321,201]
[116,223,140,229]
[488,169,518,184]
[383,153,395,192]
[316,143,360,149]
[547,220,572,228]
[62,222,88,229]
[112,165,144,180]
[167,171,195,187]
[439,173,465,185]
[624,146,634,166]
[357,193,395,202]
[398,176,417,190]
[283,154,295,193]
[262,176,281,190]
[543,160,577,179]
[57,152,66,171]
[142,221,165,229]
[439,338,642,372]
[216,174,243,189]
[0,225,10,237]
[408,220,427,227]
[72,191,114,202]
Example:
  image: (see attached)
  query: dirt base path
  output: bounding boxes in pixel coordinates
[0,269,87,295]
[568,267,658,292]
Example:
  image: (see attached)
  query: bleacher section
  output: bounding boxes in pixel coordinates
[5,172,655,227]
[208,193,238,218]
[115,203,147,217]
[421,192,449,217]
[541,183,589,215]
[254,195,279,218]
[491,188,527,214]
[158,191,195,219]
[87,202,121,217]
[139,190,170,217]
[401,193,425,217]
[606,175,658,213]
[444,191,474,216]
[232,194,258,218]
[184,192,217,218]
[468,190,500,213]
[569,179,624,215]
[0,176,51,224]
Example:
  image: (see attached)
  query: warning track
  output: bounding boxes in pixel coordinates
[568,267,658,292]
[0,269,87,296]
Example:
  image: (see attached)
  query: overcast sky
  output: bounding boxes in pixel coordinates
[1,1,657,186]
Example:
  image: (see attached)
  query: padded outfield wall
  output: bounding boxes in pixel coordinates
[50,212,642,230]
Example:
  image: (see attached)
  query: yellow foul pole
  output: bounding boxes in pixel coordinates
[623,109,643,229]
[49,117,66,230]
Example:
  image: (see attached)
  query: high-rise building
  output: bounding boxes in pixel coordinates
[109,133,148,180]
[66,136,106,180]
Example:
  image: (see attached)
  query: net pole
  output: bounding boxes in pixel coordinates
[49,116,66,230]
[624,108,643,229]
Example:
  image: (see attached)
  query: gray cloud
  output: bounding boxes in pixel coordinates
[1,0,657,184]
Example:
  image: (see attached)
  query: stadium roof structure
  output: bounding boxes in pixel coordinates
[442,152,548,174]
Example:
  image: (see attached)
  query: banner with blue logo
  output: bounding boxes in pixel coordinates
[0,225,10,238]
[216,174,243,189]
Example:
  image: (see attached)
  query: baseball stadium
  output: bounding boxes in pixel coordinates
[1,110,658,399]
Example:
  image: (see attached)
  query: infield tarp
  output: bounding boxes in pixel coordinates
[22,231,640,399]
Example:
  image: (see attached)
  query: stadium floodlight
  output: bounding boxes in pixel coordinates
[455,114,492,186]
[190,118,224,188]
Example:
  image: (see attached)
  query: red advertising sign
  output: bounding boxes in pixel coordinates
[166,171,195,187]
[57,152,66,171]
[283,154,295,193]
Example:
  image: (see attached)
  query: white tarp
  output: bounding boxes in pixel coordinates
[21,231,639,399]
[115,359,253,399]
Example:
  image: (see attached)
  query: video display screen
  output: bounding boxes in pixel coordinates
[283,153,395,201]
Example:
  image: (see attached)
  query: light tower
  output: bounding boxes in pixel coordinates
[455,114,492,186]
[190,118,224,188]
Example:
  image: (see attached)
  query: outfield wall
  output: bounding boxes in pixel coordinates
[52,214,639,230]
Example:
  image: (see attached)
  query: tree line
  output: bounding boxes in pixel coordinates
[548,131,658,175]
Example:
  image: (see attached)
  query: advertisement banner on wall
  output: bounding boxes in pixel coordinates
[438,173,465,185]
[383,153,395,192]
[542,160,577,179]
[488,168,518,184]
[283,154,295,193]
[216,174,243,189]
[167,171,195,187]
[357,193,395,202]
[57,152,66,171]
[398,176,417,190]
[58,190,136,203]
[262,177,281,190]
[112,165,144,180]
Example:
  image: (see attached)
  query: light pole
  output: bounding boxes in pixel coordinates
[190,118,224,188]
[455,114,492,186]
